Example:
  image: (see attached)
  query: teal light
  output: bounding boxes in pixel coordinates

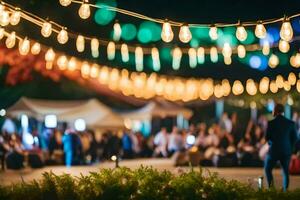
[160,47,171,61]
[137,21,161,43]
[277,53,289,65]
[137,28,152,43]
[191,27,209,40]
[94,0,117,25]
[121,24,137,41]
[240,30,255,45]
[190,38,199,48]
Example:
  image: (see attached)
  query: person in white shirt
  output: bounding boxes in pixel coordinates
[153,127,168,157]
[219,113,232,134]
[167,126,183,155]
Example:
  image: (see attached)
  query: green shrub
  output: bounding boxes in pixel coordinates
[0,167,299,200]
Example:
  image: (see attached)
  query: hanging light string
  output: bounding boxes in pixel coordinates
[1,28,300,102]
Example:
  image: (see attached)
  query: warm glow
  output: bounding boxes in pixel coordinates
[210,47,218,63]
[222,42,232,58]
[0,10,9,26]
[172,47,182,70]
[121,43,129,63]
[68,57,77,71]
[151,47,160,71]
[221,79,231,96]
[107,41,115,60]
[41,22,52,37]
[91,38,99,58]
[278,39,290,53]
[5,32,16,48]
[161,21,173,42]
[78,2,90,19]
[81,62,90,78]
[19,38,30,55]
[31,42,41,55]
[236,25,247,41]
[98,67,109,84]
[113,22,122,41]
[259,77,269,94]
[224,56,232,65]
[76,35,85,52]
[0,28,4,39]
[232,80,244,95]
[197,47,205,64]
[262,41,270,55]
[246,79,257,96]
[10,10,21,26]
[283,81,291,91]
[45,48,55,62]
[288,72,296,85]
[57,55,68,70]
[255,23,266,39]
[280,20,293,42]
[188,48,197,68]
[57,28,69,44]
[297,80,300,93]
[237,45,246,58]
[90,64,99,78]
[214,84,224,98]
[135,47,144,71]
[268,54,279,68]
[209,26,218,40]
[59,0,72,7]
[294,53,300,67]
[179,24,192,43]
[270,80,278,93]
[275,75,284,88]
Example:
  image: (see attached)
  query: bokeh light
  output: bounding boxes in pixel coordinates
[240,30,255,45]
[249,54,268,70]
[121,23,137,41]
[94,0,117,26]
[137,21,161,43]
[291,17,300,33]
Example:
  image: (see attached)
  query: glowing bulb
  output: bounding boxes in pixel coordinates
[57,28,69,44]
[237,45,246,58]
[76,35,85,52]
[259,77,269,94]
[246,79,257,96]
[161,21,173,42]
[236,25,247,41]
[6,32,16,48]
[57,55,68,70]
[294,53,300,67]
[290,55,296,67]
[224,56,232,65]
[255,23,266,39]
[288,72,296,85]
[276,75,284,88]
[270,80,278,93]
[209,26,218,40]
[214,84,224,98]
[10,10,21,26]
[179,24,192,43]
[0,27,4,39]
[0,10,9,26]
[90,64,99,78]
[210,47,218,63]
[221,79,231,96]
[78,2,90,19]
[222,42,232,58]
[280,20,293,42]
[31,42,41,55]
[121,43,129,63]
[188,48,197,68]
[135,46,143,71]
[172,47,182,70]
[278,39,290,53]
[91,38,99,58]
[297,80,300,93]
[107,41,115,60]
[113,22,121,41]
[81,62,90,78]
[268,54,279,68]
[197,47,205,64]
[41,22,52,37]
[45,48,55,62]
[151,47,160,71]
[59,0,72,6]
[19,38,30,56]
[232,80,244,95]
[68,57,77,71]
[262,41,270,55]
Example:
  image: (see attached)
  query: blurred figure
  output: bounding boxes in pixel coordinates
[167,126,183,156]
[231,113,243,145]
[1,115,16,135]
[0,133,9,170]
[62,129,82,167]
[106,132,122,159]
[153,127,168,157]
[195,123,207,150]
[264,103,298,191]
[219,113,232,134]
[48,130,63,163]
[122,131,133,159]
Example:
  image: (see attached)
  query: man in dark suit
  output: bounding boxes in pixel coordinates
[265,103,298,191]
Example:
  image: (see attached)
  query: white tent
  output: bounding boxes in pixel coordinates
[7,97,125,129]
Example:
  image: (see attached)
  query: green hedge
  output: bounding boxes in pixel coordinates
[0,167,299,200]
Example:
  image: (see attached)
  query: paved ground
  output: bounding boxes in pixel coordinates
[0,158,299,190]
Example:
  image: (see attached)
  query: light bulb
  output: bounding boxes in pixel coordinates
[209,26,218,40]
[19,38,30,55]
[278,39,290,53]
[172,47,182,70]
[57,55,68,70]
[197,47,205,64]
[297,80,300,93]
[31,42,41,55]
[288,72,296,85]
[135,46,143,71]
[5,32,16,48]
[0,27,4,40]
[268,54,279,68]
[270,81,278,93]
[210,47,218,63]
[113,22,121,41]
[107,41,115,60]
[91,38,99,58]
[237,45,246,58]
[161,21,173,43]
[232,80,244,95]
[59,0,72,7]
[262,41,270,55]
[68,57,77,71]
[151,47,160,71]
[255,23,266,39]
[78,2,90,19]
[222,42,232,58]
[41,22,52,37]
[280,20,293,42]
[188,48,197,68]
[57,28,68,44]
[259,77,269,94]
[45,48,55,62]
[275,75,284,88]
[224,56,232,65]
[121,43,129,63]
[294,53,300,67]
[90,64,99,78]
[10,10,21,26]
[246,79,257,96]
[179,24,192,43]
[236,25,247,41]
[76,35,85,52]
[81,62,90,78]
[0,10,9,26]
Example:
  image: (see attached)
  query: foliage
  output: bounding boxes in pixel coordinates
[0,166,300,200]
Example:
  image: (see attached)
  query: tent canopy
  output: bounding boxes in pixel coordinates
[7,97,125,128]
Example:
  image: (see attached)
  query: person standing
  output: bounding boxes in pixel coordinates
[265,103,298,191]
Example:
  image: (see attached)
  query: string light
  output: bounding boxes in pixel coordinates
[262,41,270,55]
[90,64,99,78]
[232,80,244,95]
[151,47,160,71]
[278,39,290,53]
[270,80,278,93]
[172,47,182,70]
[221,79,231,97]
[290,55,296,67]
[294,53,300,67]
[59,0,72,7]
[280,19,293,42]
[188,48,197,68]
[209,26,218,40]
[161,21,173,43]
[246,79,257,96]
[275,75,284,88]
[121,43,129,63]
[288,72,296,85]
[91,38,99,58]
[78,1,90,19]
[210,47,218,63]
[18,37,30,55]
[107,41,115,60]
[45,48,55,62]
[259,77,269,94]
[81,61,90,78]
[57,55,68,70]
[5,31,16,48]
[222,43,232,58]
[76,35,85,52]
[68,57,77,71]
[0,9,9,26]
[10,9,21,26]
[41,22,52,38]
[113,22,122,41]
[237,45,246,58]
[179,24,192,43]
[57,28,69,44]
[135,47,144,71]
[268,54,279,68]
[0,27,4,39]
[31,42,41,55]
[236,24,247,41]
[297,80,300,93]
[283,81,291,91]
[197,47,205,64]
[224,56,232,65]
[255,22,266,39]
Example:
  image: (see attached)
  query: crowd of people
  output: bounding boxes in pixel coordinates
[0,111,300,170]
